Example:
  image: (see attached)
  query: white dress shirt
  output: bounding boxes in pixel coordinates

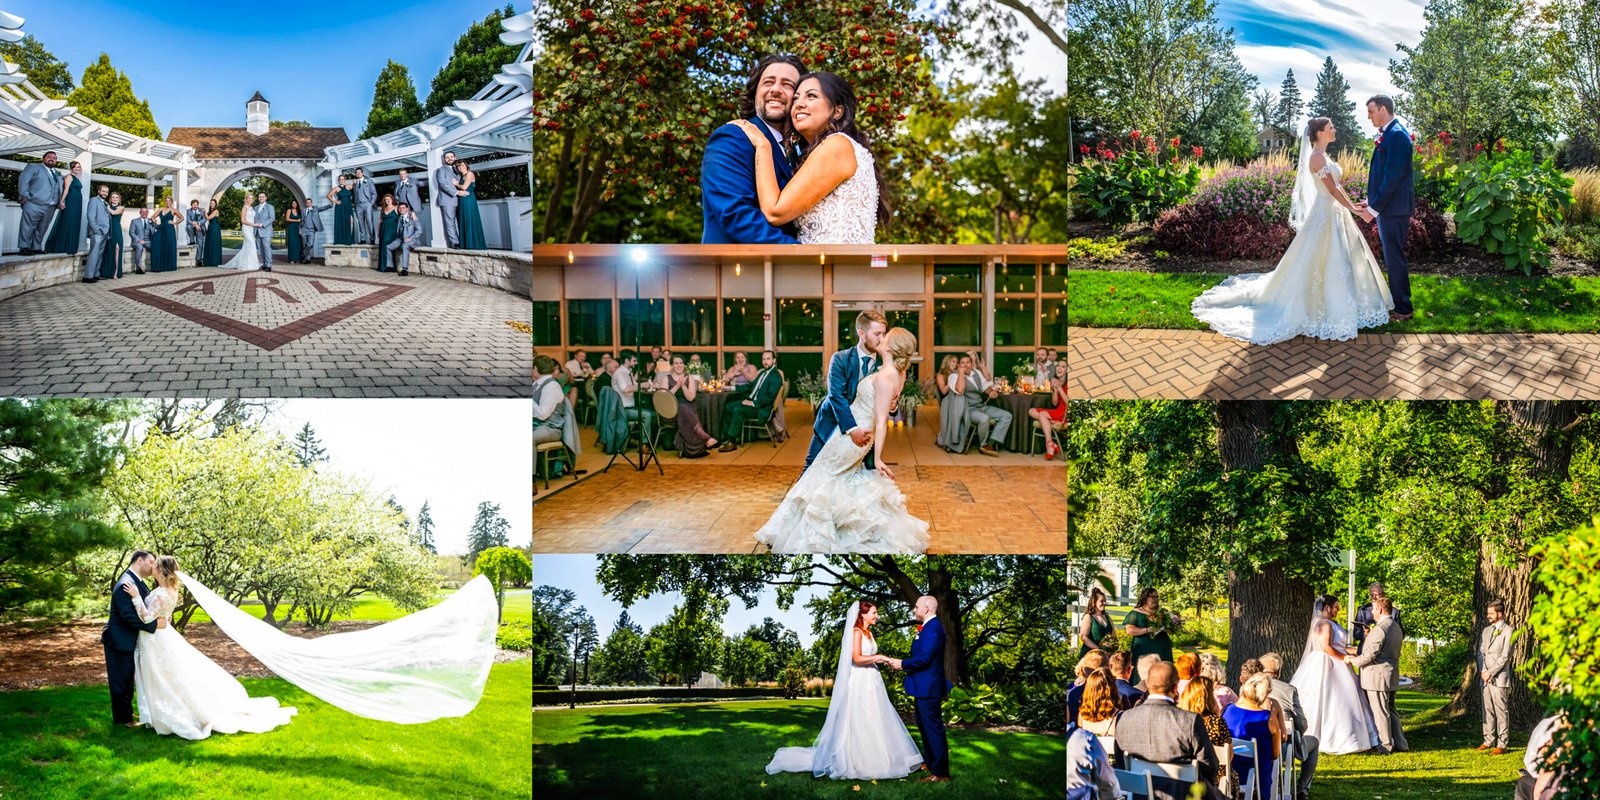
[533,376,563,423]
[614,365,637,408]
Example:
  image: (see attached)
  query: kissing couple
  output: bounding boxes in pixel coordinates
[701,54,890,244]
[766,597,954,782]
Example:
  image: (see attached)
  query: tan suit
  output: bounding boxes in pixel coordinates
[1350,615,1408,752]
[1478,620,1514,748]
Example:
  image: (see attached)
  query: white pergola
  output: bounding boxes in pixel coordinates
[319,8,534,248]
[0,10,201,252]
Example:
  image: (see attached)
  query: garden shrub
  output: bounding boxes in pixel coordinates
[1528,519,1600,800]
[944,683,1020,726]
[1418,638,1472,694]
[1455,148,1572,274]
[531,686,786,705]
[1072,132,1201,225]
[1567,168,1600,226]
[1013,683,1068,732]
[1549,223,1600,261]
[496,621,533,651]
[1066,236,1127,262]
[779,664,805,700]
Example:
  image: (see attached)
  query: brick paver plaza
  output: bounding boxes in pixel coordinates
[1068,326,1600,399]
[0,265,531,397]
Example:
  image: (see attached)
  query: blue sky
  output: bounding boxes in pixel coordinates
[7,0,516,136]
[1216,0,1426,132]
[534,555,829,646]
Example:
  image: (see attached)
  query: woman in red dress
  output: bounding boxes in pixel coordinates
[1028,361,1068,459]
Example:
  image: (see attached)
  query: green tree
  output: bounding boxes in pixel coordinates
[0,34,72,98]
[645,597,727,688]
[66,53,160,139]
[1547,0,1600,167]
[532,585,580,683]
[1275,70,1304,136]
[594,610,653,685]
[361,60,426,139]
[1178,56,1259,162]
[292,422,327,467]
[474,545,532,624]
[1309,57,1362,158]
[570,610,599,689]
[1392,0,1559,157]
[1252,87,1277,132]
[270,119,312,129]
[463,501,511,567]
[934,74,1069,243]
[424,4,521,117]
[415,500,437,554]
[721,634,771,687]
[0,400,134,614]
[1528,519,1600,800]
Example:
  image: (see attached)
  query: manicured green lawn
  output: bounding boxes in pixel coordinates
[1069,269,1600,333]
[0,661,532,800]
[533,698,1063,799]
[1311,690,1522,800]
[184,588,533,627]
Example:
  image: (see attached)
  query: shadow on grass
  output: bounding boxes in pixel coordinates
[533,699,1064,800]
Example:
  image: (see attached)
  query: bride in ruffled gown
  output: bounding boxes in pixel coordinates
[1191,117,1393,344]
[1290,595,1379,755]
[766,601,925,779]
[753,327,929,553]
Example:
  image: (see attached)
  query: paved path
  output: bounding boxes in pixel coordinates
[1068,327,1600,399]
[0,265,531,397]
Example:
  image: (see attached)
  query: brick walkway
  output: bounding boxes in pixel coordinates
[0,264,531,397]
[1068,326,1600,399]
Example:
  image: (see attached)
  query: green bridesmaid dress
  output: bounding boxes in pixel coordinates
[334,188,355,244]
[376,208,398,271]
[1079,612,1114,658]
[286,209,302,264]
[98,205,123,279]
[457,180,486,250]
[44,175,83,254]
[1124,607,1174,684]
[203,214,223,266]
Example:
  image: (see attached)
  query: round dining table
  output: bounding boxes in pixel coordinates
[992,391,1057,452]
[685,385,750,441]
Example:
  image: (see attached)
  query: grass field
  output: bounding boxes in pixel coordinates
[183,588,533,628]
[1068,269,1600,333]
[0,661,532,800]
[533,698,1063,800]
[1311,690,1522,800]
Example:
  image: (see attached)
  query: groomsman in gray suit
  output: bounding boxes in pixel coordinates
[1350,596,1408,754]
[300,195,332,262]
[185,199,206,263]
[127,207,152,274]
[17,151,61,254]
[394,168,423,218]
[82,185,111,283]
[253,191,275,271]
[353,167,378,244]
[952,352,1012,457]
[433,150,460,248]
[1476,600,1514,755]
[389,202,421,275]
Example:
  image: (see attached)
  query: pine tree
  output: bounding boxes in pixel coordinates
[66,54,160,139]
[1309,57,1361,156]
[415,500,436,554]
[462,501,510,567]
[291,422,327,467]
[423,4,521,117]
[0,34,72,98]
[1275,70,1304,136]
[360,60,425,139]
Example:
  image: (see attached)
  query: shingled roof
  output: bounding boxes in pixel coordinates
[166,126,350,160]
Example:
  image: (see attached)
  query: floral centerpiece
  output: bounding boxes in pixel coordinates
[794,371,828,410]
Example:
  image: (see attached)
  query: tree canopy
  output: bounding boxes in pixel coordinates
[361,60,426,139]
[67,53,160,140]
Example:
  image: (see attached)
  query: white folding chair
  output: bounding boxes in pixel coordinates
[1127,757,1199,785]
[1277,732,1299,799]
[1232,737,1261,800]
[1113,767,1152,800]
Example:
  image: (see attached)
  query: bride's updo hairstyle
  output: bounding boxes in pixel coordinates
[789,71,891,226]
[855,601,876,631]
[1314,594,1339,616]
[1305,116,1333,142]
[884,327,916,372]
[157,555,183,597]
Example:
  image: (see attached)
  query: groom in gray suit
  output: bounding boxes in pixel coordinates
[389,202,421,275]
[353,167,378,244]
[82,185,111,283]
[394,169,424,218]
[1350,596,1408,754]
[1476,600,1514,754]
[253,192,275,271]
[17,151,61,254]
[433,151,460,248]
[299,195,332,263]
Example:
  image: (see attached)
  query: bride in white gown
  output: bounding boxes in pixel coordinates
[766,601,925,779]
[1290,595,1378,755]
[125,556,295,739]
[731,70,883,243]
[218,195,260,271]
[754,327,929,553]
[1191,117,1393,344]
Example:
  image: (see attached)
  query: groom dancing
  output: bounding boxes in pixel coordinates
[700,54,803,244]
[1350,596,1409,754]
[102,550,161,728]
[805,310,886,473]
[889,596,951,782]
[1357,95,1415,322]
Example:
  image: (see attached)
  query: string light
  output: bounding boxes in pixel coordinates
[566,250,573,264]
[735,262,741,277]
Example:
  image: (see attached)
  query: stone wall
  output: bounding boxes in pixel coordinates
[323,246,377,269]
[0,253,81,302]
[411,248,531,298]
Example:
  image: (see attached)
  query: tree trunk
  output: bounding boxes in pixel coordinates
[1215,401,1317,687]
[539,129,574,243]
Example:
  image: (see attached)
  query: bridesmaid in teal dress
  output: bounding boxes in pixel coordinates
[330,176,355,245]
[454,160,486,250]
[152,201,178,272]
[98,192,124,279]
[1123,587,1176,684]
[1077,587,1115,658]
[285,200,302,264]
[202,199,223,266]
[375,195,399,271]
[44,161,83,254]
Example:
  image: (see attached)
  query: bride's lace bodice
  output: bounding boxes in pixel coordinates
[1311,157,1343,200]
[850,372,877,433]
[855,631,878,668]
[134,586,176,625]
[796,134,878,244]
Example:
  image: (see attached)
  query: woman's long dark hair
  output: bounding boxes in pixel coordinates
[786,71,891,226]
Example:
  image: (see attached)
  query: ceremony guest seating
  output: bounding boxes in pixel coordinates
[1231,737,1261,800]
[1113,767,1153,799]
[740,379,788,446]
[650,390,678,452]
[580,377,598,425]
[535,441,574,490]
[1126,757,1198,784]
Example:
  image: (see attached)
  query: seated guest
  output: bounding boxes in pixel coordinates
[566,349,594,407]
[1067,650,1107,725]
[662,355,718,458]
[934,354,970,453]
[719,350,782,452]
[1077,667,1122,738]
[1197,653,1238,707]
[593,354,617,393]
[1518,713,1565,800]
[1179,676,1237,797]
[935,355,958,398]
[687,352,708,378]
[1066,723,1121,799]
[949,352,1012,457]
[613,350,655,448]
[1175,652,1200,696]
[1134,653,1164,695]
[1260,652,1317,800]
[1112,661,1222,800]
[532,355,580,457]
[1031,346,1052,383]
[1027,361,1068,460]
[722,351,758,386]
[1223,673,1283,800]
[1109,650,1146,708]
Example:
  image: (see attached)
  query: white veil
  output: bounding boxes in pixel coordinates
[180,571,498,724]
[1298,595,1337,670]
[766,601,862,776]
[1288,131,1318,232]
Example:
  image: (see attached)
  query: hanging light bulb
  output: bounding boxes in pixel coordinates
[566,250,574,264]
[735,262,741,277]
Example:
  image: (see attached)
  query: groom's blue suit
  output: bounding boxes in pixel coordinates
[902,616,952,778]
[806,346,877,472]
[1367,119,1415,315]
[701,116,799,244]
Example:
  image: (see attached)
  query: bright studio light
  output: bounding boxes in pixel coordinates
[630,247,647,265]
